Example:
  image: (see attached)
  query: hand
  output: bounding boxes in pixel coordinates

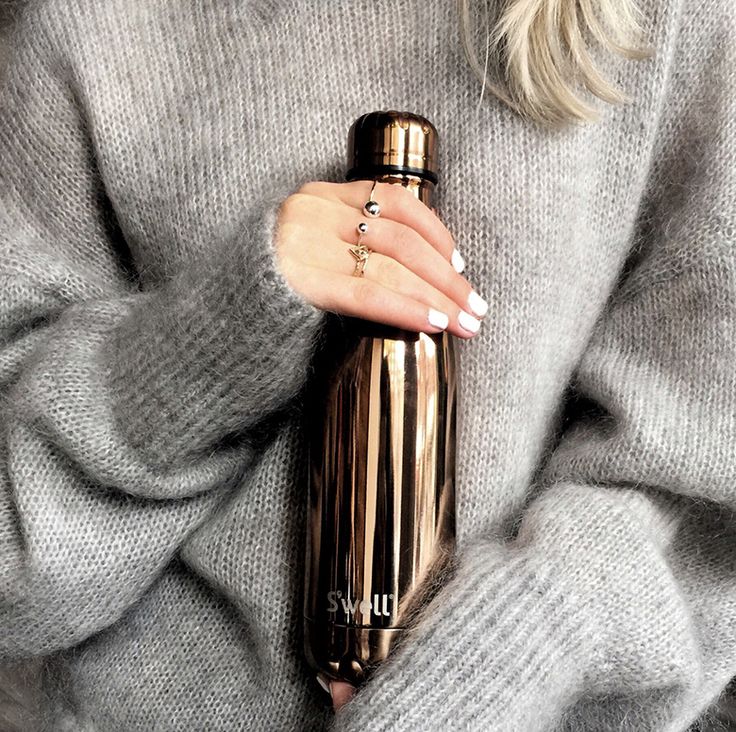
[273,180,489,338]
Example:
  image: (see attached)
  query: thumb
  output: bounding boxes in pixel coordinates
[316,673,356,711]
[330,680,356,710]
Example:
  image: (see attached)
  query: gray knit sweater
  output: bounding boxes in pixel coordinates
[1,0,734,729]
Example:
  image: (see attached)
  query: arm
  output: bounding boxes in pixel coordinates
[0,8,326,656]
[332,1,736,729]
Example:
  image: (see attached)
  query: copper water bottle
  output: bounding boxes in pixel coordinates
[303,111,457,686]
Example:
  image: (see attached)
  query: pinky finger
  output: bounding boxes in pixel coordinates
[299,264,450,335]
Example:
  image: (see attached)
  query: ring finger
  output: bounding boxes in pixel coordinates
[339,244,482,337]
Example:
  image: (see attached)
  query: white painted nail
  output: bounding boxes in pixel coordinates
[467,290,488,318]
[428,308,450,330]
[451,248,465,274]
[316,673,332,696]
[458,310,481,334]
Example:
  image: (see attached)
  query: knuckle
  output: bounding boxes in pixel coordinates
[381,181,405,203]
[399,243,424,274]
[297,181,323,196]
[281,191,310,219]
[351,279,377,307]
[448,283,468,311]
[274,220,299,249]
[386,183,416,204]
[394,224,417,252]
[371,256,399,289]
[446,294,463,316]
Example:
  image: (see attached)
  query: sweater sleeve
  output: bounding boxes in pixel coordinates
[0,11,326,656]
[332,2,735,730]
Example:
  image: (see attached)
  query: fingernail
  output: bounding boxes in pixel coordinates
[427,309,449,330]
[467,290,488,318]
[316,673,332,697]
[458,310,481,334]
[451,248,465,274]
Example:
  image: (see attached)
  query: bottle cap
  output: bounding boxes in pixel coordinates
[346,110,438,185]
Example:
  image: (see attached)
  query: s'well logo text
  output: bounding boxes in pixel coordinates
[327,590,394,620]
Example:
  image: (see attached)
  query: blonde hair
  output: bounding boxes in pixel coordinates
[457,0,651,125]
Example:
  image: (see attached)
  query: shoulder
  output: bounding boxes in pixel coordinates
[12,0,259,49]
[10,0,258,92]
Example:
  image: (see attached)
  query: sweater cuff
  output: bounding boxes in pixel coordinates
[107,189,328,469]
[331,541,588,732]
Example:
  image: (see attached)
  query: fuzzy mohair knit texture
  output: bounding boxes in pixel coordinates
[1,0,735,730]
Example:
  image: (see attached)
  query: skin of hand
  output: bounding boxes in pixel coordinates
[272,179,489,337]
[330,680,356,711]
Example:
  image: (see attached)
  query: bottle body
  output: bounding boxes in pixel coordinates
[303,167,458,685]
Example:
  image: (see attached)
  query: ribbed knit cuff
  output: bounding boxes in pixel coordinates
[330,540,589,732]
[106,189,328,470]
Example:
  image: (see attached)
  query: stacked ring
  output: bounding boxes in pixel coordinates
[348,181,381,277]
[348,221,371,277]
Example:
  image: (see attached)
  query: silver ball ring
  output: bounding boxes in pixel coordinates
[363,180,381,218]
